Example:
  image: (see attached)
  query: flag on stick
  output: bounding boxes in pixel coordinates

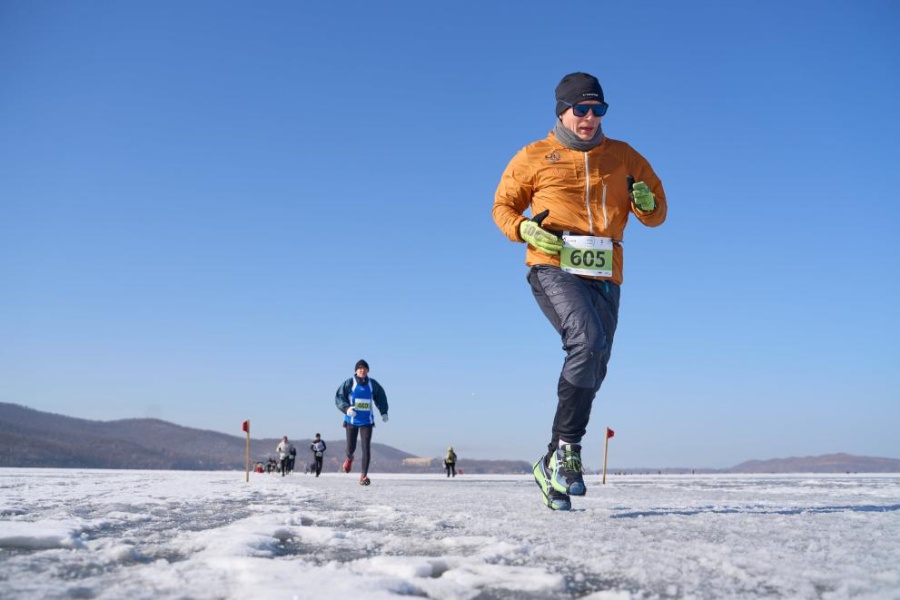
[242,420,251,482]
[602,426,614,484]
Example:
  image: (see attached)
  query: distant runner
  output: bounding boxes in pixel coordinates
[276,435,291,477]
[444,446,457,478]
[310,433,327,477]
[335,359,389,486]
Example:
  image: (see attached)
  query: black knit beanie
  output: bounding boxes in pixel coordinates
[555,72,605,116]
[355,359,369,371]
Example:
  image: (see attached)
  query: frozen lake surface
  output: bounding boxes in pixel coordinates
[1,468,898,599]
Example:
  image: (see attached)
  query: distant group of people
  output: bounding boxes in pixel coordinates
[258,358,465,484]
[268,433,327,477]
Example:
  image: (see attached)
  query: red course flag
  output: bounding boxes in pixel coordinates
[242,420,249,433]
[606,427,615,439]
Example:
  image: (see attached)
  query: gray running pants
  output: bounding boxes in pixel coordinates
[527,265,620,450]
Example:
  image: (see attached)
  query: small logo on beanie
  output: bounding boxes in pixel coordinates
[581,92,600,99]
[545,151,561,163]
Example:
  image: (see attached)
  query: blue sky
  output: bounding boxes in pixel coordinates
[2,1,898,470]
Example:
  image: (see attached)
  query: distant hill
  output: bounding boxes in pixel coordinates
[2,403,895,474]
[0,403,530,474]
[728,453,900,473]
[606,453,900,476]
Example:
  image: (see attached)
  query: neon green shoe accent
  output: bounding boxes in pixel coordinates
[532,457,571,511]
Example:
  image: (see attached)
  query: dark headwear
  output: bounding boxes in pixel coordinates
[355,359,369,371]
[555,72,605,116]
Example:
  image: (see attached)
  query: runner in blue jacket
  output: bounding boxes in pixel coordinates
[334,359,389,486]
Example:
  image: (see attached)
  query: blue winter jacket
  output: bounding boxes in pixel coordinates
[335,375,389,426]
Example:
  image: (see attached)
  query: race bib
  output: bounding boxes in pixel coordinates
[560,235,613,278]
[354,401,371,410]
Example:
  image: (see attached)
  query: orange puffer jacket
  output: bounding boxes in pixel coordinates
[493,132,666,285]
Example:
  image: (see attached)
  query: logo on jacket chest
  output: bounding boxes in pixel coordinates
[545,150,561,163]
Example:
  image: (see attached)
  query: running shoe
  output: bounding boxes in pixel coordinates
[359,475,370,486]
[342,458,353,473]
[548,444,586,496]
[532,456,571,511]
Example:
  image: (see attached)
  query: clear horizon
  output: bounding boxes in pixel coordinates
[6,400,898,470]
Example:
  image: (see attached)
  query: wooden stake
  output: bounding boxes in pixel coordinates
[602,429,611,485]
[244,420,251,483]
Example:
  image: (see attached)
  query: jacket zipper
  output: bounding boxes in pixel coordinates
[583,154,594,235]
[583,153,610,234]
[601,181,609,230]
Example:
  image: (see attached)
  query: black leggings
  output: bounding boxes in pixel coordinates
[345,424,374,475]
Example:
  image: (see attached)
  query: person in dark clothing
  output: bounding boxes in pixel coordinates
[444,446,457,478]
[287,444,297,474]
[310,433,327,477]
[334,359,389,486]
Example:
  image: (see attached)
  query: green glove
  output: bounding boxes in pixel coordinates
[519,220,563,255]
[631,181,656,212]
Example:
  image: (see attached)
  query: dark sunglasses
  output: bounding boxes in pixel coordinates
[567,102,609,118]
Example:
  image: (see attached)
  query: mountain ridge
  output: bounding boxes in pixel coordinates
[728,452,900,473]
[1,403,897,473]
[0,402,530,473]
